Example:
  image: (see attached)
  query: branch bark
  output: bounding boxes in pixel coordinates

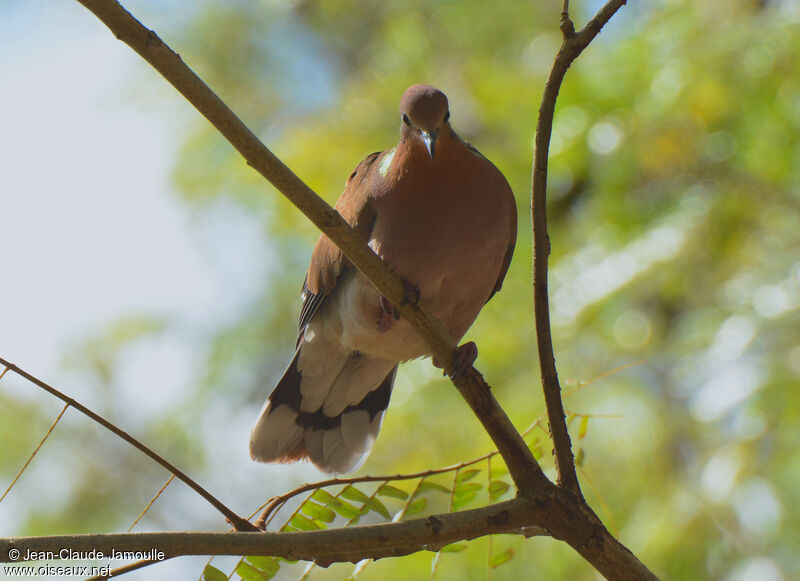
[1,493,657,580]
[531,0,628,495]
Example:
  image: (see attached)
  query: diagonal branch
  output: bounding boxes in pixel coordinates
[531,0,628,495]
[0,358,257,532]
[73,0,546,495]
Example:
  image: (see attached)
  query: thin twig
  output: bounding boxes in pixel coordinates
[486,456,493,581]
[0,358,256,532]
[563,360,645,396]
[578,466,618,537]
[531,0,628,495]
[0,403,68,504]
[128,475,175,532]
[255,417,544,528]
[256,453,493,529]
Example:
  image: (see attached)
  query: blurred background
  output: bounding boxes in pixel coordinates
[1,0,799,579]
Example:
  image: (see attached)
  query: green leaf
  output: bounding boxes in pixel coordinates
[439,542,467,553]
[454,482,483,496]
[579,415,590,439]
[415,480,450,496]
[489,465,508,479]
[245,557,280,578]
[291,513,324,530]
[365,496,391,519]
[341,485,391,519]
[490,548,515,569]
[377,483,409,499]
[332,499,361,520]
[453,481,483,510]
[405,497,427,516]
[301,501,336,523]
[202,565,228,581]
[455,469,481,485]
[575,447,585,467]
[319,496,360,520]
[453,491,479,510]
[489,480,510,501]
[341,485,371,504]
[311,489,337,505]
[236,560,270,581]
[527,437,544,460]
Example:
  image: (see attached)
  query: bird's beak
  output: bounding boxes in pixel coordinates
[421,129,438,159]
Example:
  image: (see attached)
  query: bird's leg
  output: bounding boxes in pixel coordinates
[432,341,478,377]
[399,278,421,307]
[378,277,421,331]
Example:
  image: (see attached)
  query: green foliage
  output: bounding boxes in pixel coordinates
[236,559,277,581]
[490,548,515,569]
[202,564,228,581]
[377,483,409,499]
[415,480,450,495]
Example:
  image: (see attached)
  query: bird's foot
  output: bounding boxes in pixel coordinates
[378,278,420,331]
[433,342,478,377]
[399,278,421,307]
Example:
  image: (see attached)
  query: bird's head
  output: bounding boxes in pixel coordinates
[399,84,450,159]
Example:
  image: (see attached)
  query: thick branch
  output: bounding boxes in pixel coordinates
[531,0,627,495]
[73,0,545,495]
[0,358,256,533]
[1,493,657,580]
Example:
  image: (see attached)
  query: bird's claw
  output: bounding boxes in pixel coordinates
[379,278,420,323]
[433,342,478,377]
[400,278,421,307]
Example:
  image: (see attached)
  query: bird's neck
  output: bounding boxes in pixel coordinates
[392,126,466,175]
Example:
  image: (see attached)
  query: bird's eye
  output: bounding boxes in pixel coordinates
[402,113,411,125]
[444,110,450,122]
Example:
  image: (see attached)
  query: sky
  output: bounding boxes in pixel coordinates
[0,1,284,576]
[0,0,269,389]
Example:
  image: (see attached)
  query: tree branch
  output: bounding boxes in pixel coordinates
[73,0,546,496]
[0,358,257,532]
[531,0,627,495]
[1,493,658,580]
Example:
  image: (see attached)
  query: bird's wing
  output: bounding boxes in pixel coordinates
[296,151,383,344]
[464,140,518,304]
[487,195,517,302]
[488,235,516,303]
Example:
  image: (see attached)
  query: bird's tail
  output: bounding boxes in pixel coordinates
[250,347,397,474]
